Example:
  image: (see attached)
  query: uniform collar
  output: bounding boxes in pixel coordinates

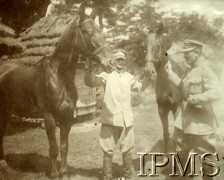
[114,68,124,74]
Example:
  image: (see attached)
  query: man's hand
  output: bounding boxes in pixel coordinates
[164,61,181,87]
[84,59,92,73]
[144,61,157,80]
[187,95,199,105]
[165,60,173,74]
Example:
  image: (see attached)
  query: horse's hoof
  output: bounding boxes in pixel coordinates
[51,171,60,180]
[51,175,60,180]
[60,174,69,180]
[0,160,7,169]
[0,161,20,179]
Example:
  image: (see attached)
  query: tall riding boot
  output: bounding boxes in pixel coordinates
[122,151,133,179]
[103,152,113,180]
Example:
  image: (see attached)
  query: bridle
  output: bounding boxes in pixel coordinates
[147,35,163,65]
[73,18,108,57]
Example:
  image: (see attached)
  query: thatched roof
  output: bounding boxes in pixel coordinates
[0,22,24,57]
[0,23,15,37]
[1,13,76,64]
[0,37,24,57]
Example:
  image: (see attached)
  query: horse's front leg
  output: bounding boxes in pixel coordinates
[43,113,59,180]
[59,114,72,180]
[158,104,170,152]
[0,102,10,169]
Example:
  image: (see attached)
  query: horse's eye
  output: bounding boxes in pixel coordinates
[81,27,85,32]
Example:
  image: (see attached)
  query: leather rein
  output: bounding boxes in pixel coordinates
[147,36,163,64]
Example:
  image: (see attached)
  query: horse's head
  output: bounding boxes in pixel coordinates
[144,22,165,79]
[73,12,114,68]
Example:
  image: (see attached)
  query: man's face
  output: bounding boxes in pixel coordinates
[183,50,199,66]
[115,58,125,70]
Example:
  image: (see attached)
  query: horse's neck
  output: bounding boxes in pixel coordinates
[49,50,78,80]
[155,57,166,71]
[49,26,78,79]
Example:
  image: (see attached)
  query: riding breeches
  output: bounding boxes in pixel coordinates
[99,124,134,155]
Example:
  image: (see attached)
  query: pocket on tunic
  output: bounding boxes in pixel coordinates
[188,78,203,94]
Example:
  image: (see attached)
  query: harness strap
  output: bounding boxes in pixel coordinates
[146,36,163,64]
[92,45,106,55]
[78,26,90,53]
[74,18,106,56]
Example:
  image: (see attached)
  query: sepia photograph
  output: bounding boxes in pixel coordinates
[0,0,224,179]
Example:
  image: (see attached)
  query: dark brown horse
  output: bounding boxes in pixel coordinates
[0,16,114,179]
[144,24,182,152]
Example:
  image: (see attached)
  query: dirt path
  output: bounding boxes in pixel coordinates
[1,94,224,179]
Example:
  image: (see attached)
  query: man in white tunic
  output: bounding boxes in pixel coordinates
[85,49,149,180]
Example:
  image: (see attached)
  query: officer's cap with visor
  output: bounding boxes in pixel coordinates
[177,39,203,55]
[113,49,127,61]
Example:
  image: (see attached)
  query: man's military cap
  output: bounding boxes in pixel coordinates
[177,39,204,53]
[113,49,127,60]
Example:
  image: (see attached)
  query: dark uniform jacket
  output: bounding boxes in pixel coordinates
[175,60,224,135]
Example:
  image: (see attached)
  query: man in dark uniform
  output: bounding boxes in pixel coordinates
[166,39,223,179]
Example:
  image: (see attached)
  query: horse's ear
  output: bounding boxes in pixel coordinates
[139,25,149,36]
[79,3,86,22]
[90,9,97,20]
[156,22,164,36]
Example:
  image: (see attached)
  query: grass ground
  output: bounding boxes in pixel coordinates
[1,93,224,180]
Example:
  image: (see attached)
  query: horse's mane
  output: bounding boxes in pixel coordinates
[51,17,78,59]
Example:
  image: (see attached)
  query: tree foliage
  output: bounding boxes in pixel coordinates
[0,0,50,33]
[1,0,224,71]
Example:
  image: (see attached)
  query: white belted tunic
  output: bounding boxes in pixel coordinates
[96,70,141,127]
